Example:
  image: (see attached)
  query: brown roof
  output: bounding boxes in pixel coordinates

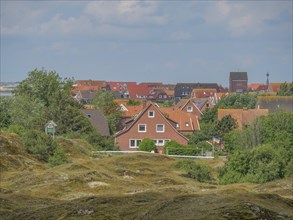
[268,83,282,92]
[218,109,269,129]
[82,109,110,136]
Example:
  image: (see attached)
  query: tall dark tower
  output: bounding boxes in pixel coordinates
[266,72,269,86]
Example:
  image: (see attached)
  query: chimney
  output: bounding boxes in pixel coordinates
[142,100,147,109]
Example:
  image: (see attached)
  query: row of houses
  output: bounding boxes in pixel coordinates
[83,94,292,153]
[72,72,284,104]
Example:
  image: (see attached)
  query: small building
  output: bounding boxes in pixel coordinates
[82,109,110,136]
[229,72,248,93]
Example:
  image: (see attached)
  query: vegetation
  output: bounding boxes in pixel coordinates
[138,138,156,152]
[175,160,213,182]
[0,69,118,167]
[91,90,123,134]
[277,82,293,96]
[126,99,141,106]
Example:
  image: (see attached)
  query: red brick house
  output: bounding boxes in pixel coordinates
[229,72,248,92]
[115,103,189,153]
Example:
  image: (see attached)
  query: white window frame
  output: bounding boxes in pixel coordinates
[185,122,189,127]
[187,106,193,112]
[129,139,142,148]
[156,124,165,133]
[138,124,147,132]
[148,111,155,118]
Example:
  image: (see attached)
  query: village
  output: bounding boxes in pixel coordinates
[66,71,291,154]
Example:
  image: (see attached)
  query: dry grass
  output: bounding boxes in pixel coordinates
[0,133,292,219]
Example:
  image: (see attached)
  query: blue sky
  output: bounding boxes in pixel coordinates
[1,1,292,87]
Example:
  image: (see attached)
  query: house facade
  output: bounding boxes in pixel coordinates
[115,103,189,153]
[229,72,248,92]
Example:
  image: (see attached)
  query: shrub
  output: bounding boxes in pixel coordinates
[22,129,57,162]
[175,160,213,183]
[165,141,199,156]
[49,147,68,167]
[138,138,156,152]
[219,145,285,184]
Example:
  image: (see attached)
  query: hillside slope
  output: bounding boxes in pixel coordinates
[0,133,292,219]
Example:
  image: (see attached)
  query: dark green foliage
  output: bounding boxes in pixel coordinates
[175,160,213,182]
[213,115,237,138]
[13,69,74,107]
[0,97,13,128]
[200,93,257,124]
[218,93,257,109]
[277,82,293,96]
[188,130,209,145]
[127,99,141,106]
[22,130,57,162]
[222,130,240,153]
[285,159,293,178]
[165,141,200,156]
[138,138,156,152]
[219,145,285,184]
[48,147,68,167]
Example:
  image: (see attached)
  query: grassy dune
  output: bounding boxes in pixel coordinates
[0,134,292,219]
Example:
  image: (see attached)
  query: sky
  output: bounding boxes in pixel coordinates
[1,0,292,87]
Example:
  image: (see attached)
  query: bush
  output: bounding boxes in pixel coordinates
[48,147,68,167]
[219,145,285,184]
[22,130,57,162]
[138,138,156,152]
[165,141,200,156]
[175,160,213,182]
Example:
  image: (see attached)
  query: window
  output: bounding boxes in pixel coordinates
[138,124,146,132]
[87,114,92,118]
[185,122,189,127]
[156,124,165,133]
[153,139,170,146]
[187,106,193,112]
[129,139,142,148]
[148,111,155,118]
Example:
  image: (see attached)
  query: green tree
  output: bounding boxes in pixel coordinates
[213,115,237,138]
[0,97,13,128]
[91,90,122,134]
[13,69,73,107]
[22,129,57,162]
[127,99,141,106]
[10,96,46,130]
[277,82,293,96]
[138,138,156,152]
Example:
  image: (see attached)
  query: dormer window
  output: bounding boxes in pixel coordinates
[187,106,193,112]
[148,111,155,118]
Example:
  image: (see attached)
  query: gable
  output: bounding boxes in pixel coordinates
[115,103,189,141]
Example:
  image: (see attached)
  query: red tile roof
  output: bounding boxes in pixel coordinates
[128,84,152,99]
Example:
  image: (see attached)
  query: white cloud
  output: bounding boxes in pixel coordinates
[84,1,166,26]
[203,1,292,36]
